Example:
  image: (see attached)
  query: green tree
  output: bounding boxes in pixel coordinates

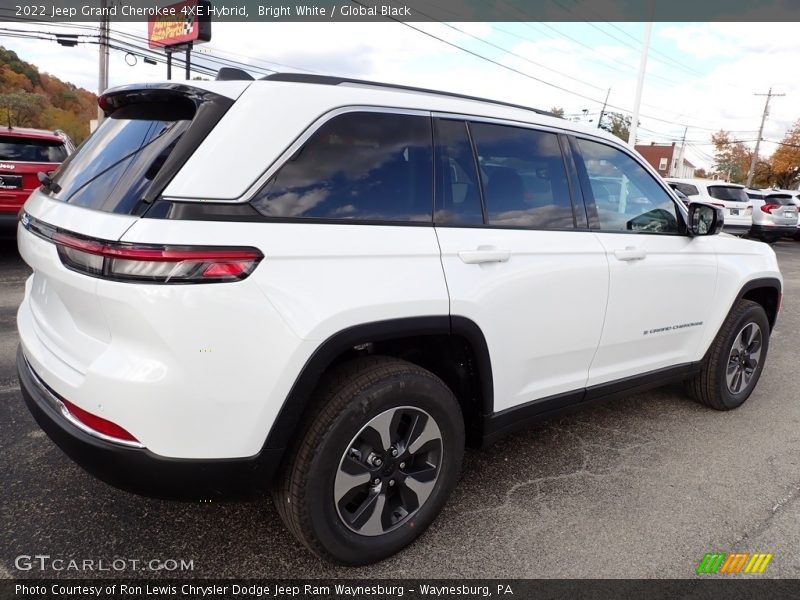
[549,106,565,118]
[599,112,632,142]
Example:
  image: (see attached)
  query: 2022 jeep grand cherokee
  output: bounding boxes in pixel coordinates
[16,73,782,565]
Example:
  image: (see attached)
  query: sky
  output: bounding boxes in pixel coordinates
[1,20,798,170]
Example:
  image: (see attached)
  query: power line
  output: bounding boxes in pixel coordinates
[394,7,609,93]
[0,16,315,77]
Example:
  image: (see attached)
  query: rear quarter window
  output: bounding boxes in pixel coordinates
[251,111,433,222]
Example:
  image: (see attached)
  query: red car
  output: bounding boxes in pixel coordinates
[0,127,74,235]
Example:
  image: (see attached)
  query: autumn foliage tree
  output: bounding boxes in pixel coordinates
[0,47,96,143]
[770,119,800,189]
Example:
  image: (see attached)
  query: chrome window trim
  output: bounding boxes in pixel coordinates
[161,105,432,204]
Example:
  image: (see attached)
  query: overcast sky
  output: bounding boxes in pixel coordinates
[1,21,797,170]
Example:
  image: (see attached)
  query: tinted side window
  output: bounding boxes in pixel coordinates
[576,138,680,234]
[469,122,574,229]
[252,112,433,222]
[673,182,698,196]
[433,119,483,225]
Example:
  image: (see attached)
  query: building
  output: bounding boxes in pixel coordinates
[634,142,696,179]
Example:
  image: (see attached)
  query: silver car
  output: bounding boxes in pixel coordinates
[746,188,799,242]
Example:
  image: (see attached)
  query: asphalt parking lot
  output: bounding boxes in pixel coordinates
[1,236,799,580]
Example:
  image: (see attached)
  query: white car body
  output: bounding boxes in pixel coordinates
[665,177,753,235]
[16,76,782,465]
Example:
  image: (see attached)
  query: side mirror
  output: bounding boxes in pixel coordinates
[688,202,724,236]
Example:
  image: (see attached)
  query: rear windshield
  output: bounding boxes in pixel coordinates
[0,136,67,163]
[49,101,194,214]
[764,194,795,206]
[708,185,748,202]
[746,191,764,200]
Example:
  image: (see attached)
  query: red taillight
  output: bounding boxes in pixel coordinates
[760,203,780,214]
[25,216,263,284]
[61,398,140,443]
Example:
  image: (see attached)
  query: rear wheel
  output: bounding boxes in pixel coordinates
[273,356,464,565]
[685,300,770,410]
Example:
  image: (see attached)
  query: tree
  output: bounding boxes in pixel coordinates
[694,167,708,179]
[549,106,564,118]
[770,119,800,189]
[0,91,45,127]
[41,106,87,144]
[711,130,752,184]
[599,112,632,142]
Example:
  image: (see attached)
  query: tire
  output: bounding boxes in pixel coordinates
[272,356,464,565]
[685,300,770,411]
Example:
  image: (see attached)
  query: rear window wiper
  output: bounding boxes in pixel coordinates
[37,171,61,194]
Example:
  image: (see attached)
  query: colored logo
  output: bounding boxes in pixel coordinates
[696,552,773,574]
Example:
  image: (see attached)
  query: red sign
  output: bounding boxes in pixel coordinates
[147,0,211,49]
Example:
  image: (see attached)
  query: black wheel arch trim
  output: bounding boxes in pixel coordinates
[732,276,782,330]
[260,315,494,455]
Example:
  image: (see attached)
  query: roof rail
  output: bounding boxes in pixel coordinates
[260,72,555,117]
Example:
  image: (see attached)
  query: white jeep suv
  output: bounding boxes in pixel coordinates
[16,74,782,565]
[665,177,753,236]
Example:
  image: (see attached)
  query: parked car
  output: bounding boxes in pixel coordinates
[767,189,800,240]
[745,189,798,242]
[665,181,690,206]
[0,127,73,235]
[665,178,752,236]
[16,73,782,565]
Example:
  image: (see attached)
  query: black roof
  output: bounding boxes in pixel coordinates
[261,72,554,117]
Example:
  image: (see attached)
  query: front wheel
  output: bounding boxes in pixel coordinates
[272,356,464,565]
[685,300,770,410]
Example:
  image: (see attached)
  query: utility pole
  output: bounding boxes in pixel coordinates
[627,22,652,148]
[670,126,688,177]
[597,87,610,129]
[746,88,785,188]
[97,0,110,124]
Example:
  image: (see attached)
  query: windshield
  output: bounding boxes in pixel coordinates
[0,136,67,162]
[708,185,749,202]
[49,101,193,214]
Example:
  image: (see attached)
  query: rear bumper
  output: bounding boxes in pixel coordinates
[17,346,281,496]
[750,224,797,238]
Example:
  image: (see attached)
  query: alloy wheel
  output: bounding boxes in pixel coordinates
[333,406,443,536]
[726,322,763,394]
